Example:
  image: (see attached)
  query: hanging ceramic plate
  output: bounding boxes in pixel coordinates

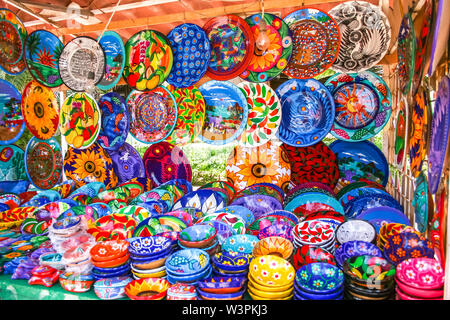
[275,78,335,147]
[126,85,177,144]
[166,23,210,88]
[324,71,392,142]
[165,84,206,146]
[397,13,416,95]
[24,30,63,88]
[428,0,448,76]
[328,1,391,73]
[237,82,281,147]
[106,142,145,185]
[97,92,129,152]
[393,96,409,169]
[281,141,339,189]
[203,14,255,80]
[428,76,450,194]
[60,92,101,149]
[0,145,27,181]
[409,88,431,177]
[0,79,24,145]
[329,140,389,189]
[58,36,106,92]
[412,172,431,233]
[24,137,63,190]
[0,8,27,75]
[63,143,118,190]
[123,30,173,91]
[96,31,125,90]
[198,80,248,145]
[21,80,59,140]
[282,8,340,79]
[226,141,291,193]
[240,13,293,82]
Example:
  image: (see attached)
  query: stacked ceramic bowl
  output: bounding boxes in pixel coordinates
[197,276,247,300]
[167,283,198,300]
[294,263,344,300]
[127,236,173,280]
[247,255,295,300]
[93,276,133,300]
[165,248,212,285]
[211,250,252,279]
[334,240,383,269]
[177,224,220,256]
[343,255,396,300]
[252,236,294,262]
[377,223,419,253]
[292,220,336,254]
[48,216,84,253]
[90,240,131,281]
[335,219,377,246]
[124,278,171,300]
[395,257,444,300]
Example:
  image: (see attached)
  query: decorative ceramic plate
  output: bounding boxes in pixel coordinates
[296,262,343,293]
[334,240,382,269]
[324,71,392,142]
[345,193,403,219]
[172,189,226,215]
[24,137,63,190]
[329,140,389,189]
[394,96,409,168]
[338,186,391,208]
[284,191,344,215]
[107,142,145,185]
[198,80,248,145]
[203,14,254,80]
[97,31,125,90]
[88,213,137,241]
[237,82,282,147]
[328,1,391,73]
[0,145,27,181]
[60,92,101,149]
[63,143,118,189]
[240,13,292,82]
[126,86,177,144]
[384,232,434,265]
[412,172,430,233]
[335,219,376,245]
[0,8,27,75]
[275,78,335,147]
[165,85,205,146]
[282,8,340,79]
[428,75,450,194]
[0,79,24,145]
[123,29,173,91]
[166,23,210,88]
[21,80,59,140]
[24,29,63,87]
[58,36,105,91]
[397,13,415,95]
[197,212,246,235]
[226,141,291,193]
[356,206,410,232]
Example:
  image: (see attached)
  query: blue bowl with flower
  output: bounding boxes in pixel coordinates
[166,264,213,284]
[127,236,173,257]
[211,251,253,273]
[294,285,344,300]
[165,248,210,276]
[257,223,294,241]
[334,240,383,269]
[295,262,344,295]
[197,286,246,300]
[222,234,259,254]
[197,276,247,294]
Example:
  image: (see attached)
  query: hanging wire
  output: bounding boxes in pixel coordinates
[97,0,122,43]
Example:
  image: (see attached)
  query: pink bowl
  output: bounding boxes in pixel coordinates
[395,277,443,299]
[396,257,444,290]
[395,286,443,300]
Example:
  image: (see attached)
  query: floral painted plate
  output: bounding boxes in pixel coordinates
[172,189,226,215]
[412,172,431,233]
[0,79,24,145]
[198,80,248,145]
[295,262,343,294]
[107,142,145,185]
[96,31,125,90]
[282,8,340,79]
[394,96,409,168]
[275,78,335,147]
[222,234,259,255]
[397,12,415,95]
[334,240,382,269]
[0,8,27,75]
[0,145,27,181]
[240,13,292,82]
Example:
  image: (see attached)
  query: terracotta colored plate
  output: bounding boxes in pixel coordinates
[0,9,27,75]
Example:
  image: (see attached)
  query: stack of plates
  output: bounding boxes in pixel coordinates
[197,276,247,300]
[377,223,419,252]
[177,224,220,257]
[211,250,252,279]
[165,248,212,285]
[90,240,131,280]
[292,220,336,254]
[167,283,198,300]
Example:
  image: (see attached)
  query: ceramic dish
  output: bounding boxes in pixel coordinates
[222,234,259,255]
[334,240,382,269]
[345,193,404,220]
[165,248,210,275]
[124,277,171,300]
[395,257,444,290]
[93,276,132,300]
[96,31,125,91]
[335,219,377,245]
[197,276,246,294]
[0,79,25,145]
[212,251,253,272]
[172,189,226,215]
[0,8,27,75]
[127,236,172,257]
[343,255,396,284]
[395,276,443,299]
[384,232,435,265]
[285,191,344,215]
[249,255,295,287]
[252,236,294,259]
[257,223,294,242]
[295,262,343,294]
[197,287,246,300]
[397,12,415,94]
[196,212,246,235]
[292,245,336,270]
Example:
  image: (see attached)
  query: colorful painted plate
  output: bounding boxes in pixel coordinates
[237,81,282,147]
[198,80,248,145]
[284,191,344,215]
[0,8,27,75]
[172,189,226,215]
[324,71,392,142]
[412,172,430,233]
[241,13,293,82]
[275,78,335,147]
[59,92,101,149]
[123,29,173,91]
[334,240,382,269]
[338,186,391,208]
[282,8,340,79]
[24,29,63,87]
[58,36,106,92]
[203,14,254,81]
[97,31,125,90]
[88,213,137,241]
[107,142,145,185]
[328,1,391,73]
[345,193,403,220]
[24,137,63,190]
[126,86,177,144]
[430,186,446,265]
[166,23,210,88]
[226,141,291,193]
[356,206,410,233]
[394,96,409,168]
[63,143,118,190]
[0,79,24,145]
[0,145,27,181]
[428,75,450,194]
[21,80,59,140]
[165,85,205,146]
[397,13,416,95]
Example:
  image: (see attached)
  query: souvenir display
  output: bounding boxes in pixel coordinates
[0,8,27,75]
[397,13,415,95]
[107,142,146,185]
[97,31,125,90]
[0,79,24,145]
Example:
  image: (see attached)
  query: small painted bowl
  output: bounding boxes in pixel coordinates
[212,251,253,272]
[248,289,293,300]
[292,245,336,270]
[249,255,295,287]
[197,286,246,300]
[90,240,129,262]
[343,255,396,285]
[127,236,172,257]
[124,277,171,300]
[293,220,335,246]
[395,286,442,300]
[395,257,444,290]
[167,283,197,300]
[197,276,246,294]
[178,224,217,248]
[93,276,133,300]
[383,232,435,265]
[166,265,212,284]
[252,236,294,260]
[248,272,292,292]
[335,240,383,268]
[378,223,420,246]
[130,253,172,270]
[178,238,220,256]
[257,223,294,242]
[59,272,94,293]
[335,219,377,245]
[165,248,210,275]
[294,285,344,300]
[222,234,259,254]
[395,276,443,298]
[247,282,293,300]
[295,262,344,294]
[199,221,235,244]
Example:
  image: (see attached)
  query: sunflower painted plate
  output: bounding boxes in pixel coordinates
[0,8,27,75]
[282,8,340,79]
[107,142,146,185]
[240,13,292,82]
[21,80,59,140]
[88,213,137,241]
[0,79,24,145]
[394,96,409,169]
[97,31,125,91]
[397,12,415,95]
[198,80,248,145]
[58,36,106,92]
[126,86,177,144]
[123,30,173,91]
[60,92,101,149]
[0,144,27,181]
[275,78,335,147]
[324,71,392,142]
[203,14,254,81]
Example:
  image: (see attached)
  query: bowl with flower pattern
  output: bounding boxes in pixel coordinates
[248,273,293,292]
[335,240,383,268]
[94,276,133,300]
[222,234,259,254]
[90,240,129,262]
[211,251,253,272]
[249,255,295,287]
[295,262,344,294]
[252,236,293,260]
[127,236,172,257]
[395,257,444,290]
[247,282,293,299]
[124,277,171,300]
[292,245,335,270]
[178,224,217,248]
[343,255,396,287]
[378,223,420,245]
[197,276,246,294]
[257,223,293,242]
[395,276,443,298]
[165,248,210,275]
[383,232,435,265]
